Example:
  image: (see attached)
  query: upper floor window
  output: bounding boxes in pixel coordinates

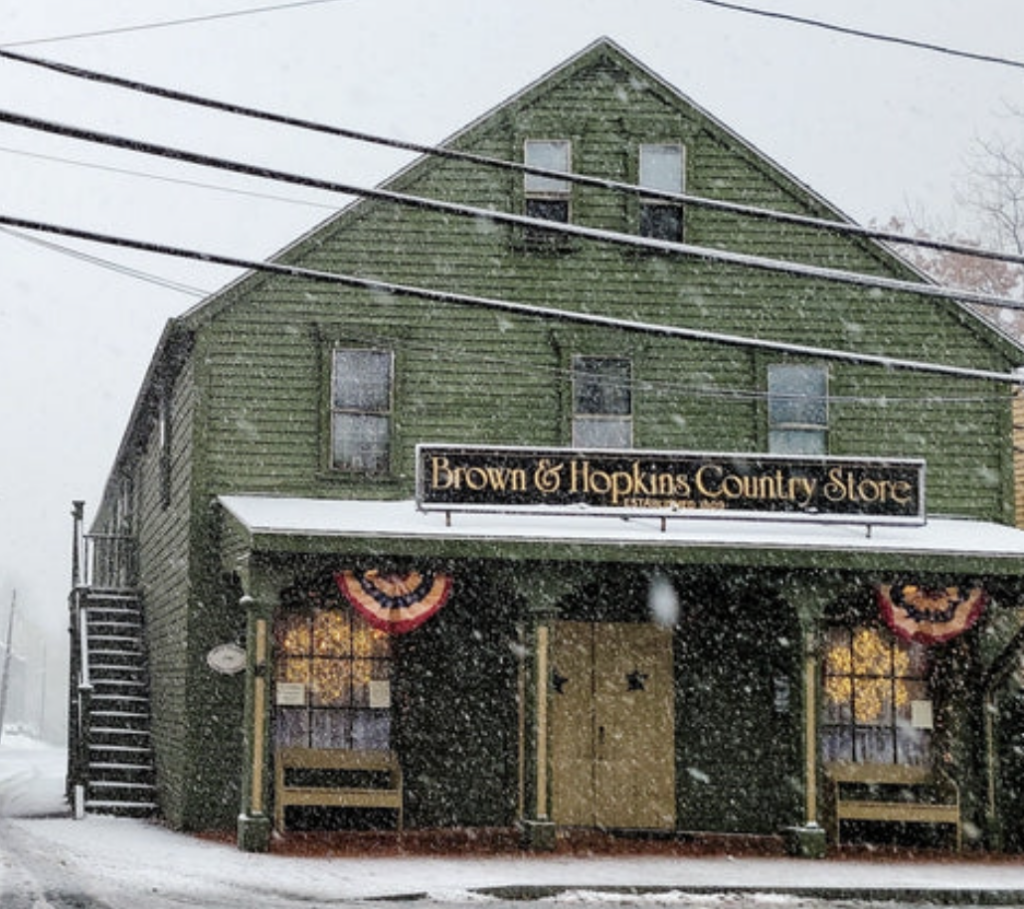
[767,363,828,455]
[822,624,931,765]
[572,356,632,449]
[524,139,571,226]
[331,348,392,472]
[639,143,684,241]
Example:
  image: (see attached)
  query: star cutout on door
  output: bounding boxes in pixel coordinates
[552,668,569,694]
[626,669,649,691]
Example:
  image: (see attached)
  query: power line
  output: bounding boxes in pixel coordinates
[3,105,1024,316]
[337,330,1016,407]
[0,143,342,212]
[0,227,209,296]
[3,46,1022,269]
[1,210,1019,387]
[0,0,348,48]
[686,0,1024,71]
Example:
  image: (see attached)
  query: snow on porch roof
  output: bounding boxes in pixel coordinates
[217,495,1024,575]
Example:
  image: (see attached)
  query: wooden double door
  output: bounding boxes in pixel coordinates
[549,621,676,829]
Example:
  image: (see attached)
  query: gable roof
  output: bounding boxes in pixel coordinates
[93,39,1024,525]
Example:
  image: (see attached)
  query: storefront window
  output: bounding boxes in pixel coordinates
[275,607,393,750]
[821,625,930,765]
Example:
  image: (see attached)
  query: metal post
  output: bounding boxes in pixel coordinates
[71,501,85,589]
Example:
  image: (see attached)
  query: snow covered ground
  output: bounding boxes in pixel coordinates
[5,731,1024,906]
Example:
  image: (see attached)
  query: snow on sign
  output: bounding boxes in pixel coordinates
[415,444,926,525]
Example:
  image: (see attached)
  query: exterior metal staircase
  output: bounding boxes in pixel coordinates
[68,503,157,818]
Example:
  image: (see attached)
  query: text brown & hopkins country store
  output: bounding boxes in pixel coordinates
[417,444,925,521]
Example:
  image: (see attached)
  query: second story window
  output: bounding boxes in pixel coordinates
[572,356,632,449]
[639,143,684,241]
[768,363,828,455]
[331,348,392,473]
[524,139,571,226]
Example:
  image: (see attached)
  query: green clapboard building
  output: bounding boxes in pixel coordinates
[68,39,1024,855]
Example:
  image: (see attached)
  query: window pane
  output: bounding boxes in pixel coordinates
[640,204,682,241]
[574,358,631,415]
[525,198,569,224]
[525,139,570,194]
[640,144,683,193]
[311,659,350,707]
[314,610,350,657]
[275,708,309,747]
[768,364,827,427]
[333,349,391,411]
[311,710,350,748]
[573,417,632,450]
[769,429,826,455]
[332,413,389,471]
[351,712,391,750]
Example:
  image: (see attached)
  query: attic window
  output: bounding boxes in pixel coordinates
[524,139,571,240]
[639,143,684,242]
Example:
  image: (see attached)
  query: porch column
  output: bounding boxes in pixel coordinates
[780,577,830,858]
[515,569,576,851]
[237,591,274,852]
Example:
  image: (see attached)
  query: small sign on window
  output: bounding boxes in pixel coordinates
[369,680,392,709]
[911,699,934,729]
[276,682,307,706]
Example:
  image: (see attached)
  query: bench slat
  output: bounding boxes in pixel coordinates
[274,747,403,832]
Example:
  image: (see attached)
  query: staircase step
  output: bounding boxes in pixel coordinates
[91,777,154,790]
[89,761,155,773]
[88,743,152,756]
[92,710,150,721]
[85,800,157,818]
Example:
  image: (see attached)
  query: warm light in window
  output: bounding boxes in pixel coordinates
[824,628,910,723]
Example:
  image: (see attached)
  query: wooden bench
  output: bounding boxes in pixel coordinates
[826,762,960,849]
[274,747,403,832]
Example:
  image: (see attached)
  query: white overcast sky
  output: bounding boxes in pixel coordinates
[1,0,1023,671]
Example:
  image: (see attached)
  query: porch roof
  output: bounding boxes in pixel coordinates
[217,495,1024,578]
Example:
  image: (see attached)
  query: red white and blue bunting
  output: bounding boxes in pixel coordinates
[336,569,452,634]
[877,583,986,645]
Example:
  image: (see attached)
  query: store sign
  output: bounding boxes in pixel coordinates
[416,444,925,524]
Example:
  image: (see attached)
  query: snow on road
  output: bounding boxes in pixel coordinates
[5,731,1024,906]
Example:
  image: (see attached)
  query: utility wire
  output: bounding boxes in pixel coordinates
[0,0,347,48]
[0,143,342,211]
[686,0,1024,71]
[1,210,1019,387]
[0,227,209,296]
[3,105,1024,315]
[2,47,1022,269]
